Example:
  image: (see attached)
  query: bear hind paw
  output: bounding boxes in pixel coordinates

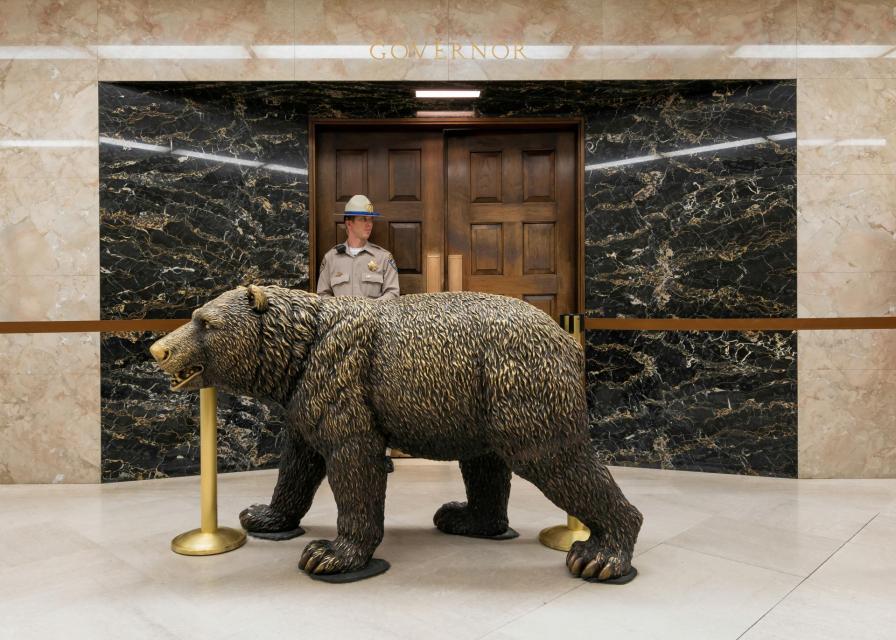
[433,501,512,538]
[239,503,299,535]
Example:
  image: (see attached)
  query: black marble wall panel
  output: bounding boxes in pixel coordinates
[100,80,796,480]
[102,332,284,481]
[584,82,796,318]
[100,83,310,319]
[586,329,797,477]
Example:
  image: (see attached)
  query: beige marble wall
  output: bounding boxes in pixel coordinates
[0,333,101,483]
[795,0,896,478]
[1,1,101,482]
[97,0,295,81]
[0,0,99,322]
[799,331,896,478]
[2,0,895,481]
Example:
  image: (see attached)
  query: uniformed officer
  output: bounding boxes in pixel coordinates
[317,194,400,301]
[317,194,400,473]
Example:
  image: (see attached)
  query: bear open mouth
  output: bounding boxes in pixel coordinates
[171,365,204,390]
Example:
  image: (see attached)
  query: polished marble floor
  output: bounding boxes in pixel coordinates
[1,461,894,640]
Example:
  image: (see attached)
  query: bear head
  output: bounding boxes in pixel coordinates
[149,284,319,402]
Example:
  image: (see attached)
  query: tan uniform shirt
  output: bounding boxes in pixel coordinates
[317,242,400,301]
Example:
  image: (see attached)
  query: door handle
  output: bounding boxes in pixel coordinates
[426,254,443,293]
[448,254,463,292]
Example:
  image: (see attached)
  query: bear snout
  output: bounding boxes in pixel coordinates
[149,329,206,390]
[149,340,170,363]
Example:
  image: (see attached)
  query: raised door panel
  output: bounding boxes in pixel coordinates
[523,223,556,275]
[390,222,422,274]
[470,224,503,275]
[335,150,368,201]
[522,150,555,202]
[388,149,421,201]
[470,151,502,202]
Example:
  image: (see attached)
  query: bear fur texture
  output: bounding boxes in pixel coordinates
[150,285,643,582]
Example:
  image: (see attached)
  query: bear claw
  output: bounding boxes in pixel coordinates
[565,539,634,584]
[298,539,367,575]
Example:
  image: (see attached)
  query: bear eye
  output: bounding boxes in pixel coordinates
[201,319,214,330]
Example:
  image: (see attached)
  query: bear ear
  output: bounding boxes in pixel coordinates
[246,284,269,313]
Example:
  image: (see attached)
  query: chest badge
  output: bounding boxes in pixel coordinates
[367,260,378,272]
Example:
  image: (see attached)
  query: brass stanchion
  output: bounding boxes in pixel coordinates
[538,314,591,552]
[171,387,247,556]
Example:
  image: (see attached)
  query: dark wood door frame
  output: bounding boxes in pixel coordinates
[309,117,586,313]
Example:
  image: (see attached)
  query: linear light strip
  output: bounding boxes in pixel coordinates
[416,90,481,98]
[99,136,308,175]
[586,131,801,171]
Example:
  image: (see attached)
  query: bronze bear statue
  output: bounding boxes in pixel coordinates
[150,285,643,583]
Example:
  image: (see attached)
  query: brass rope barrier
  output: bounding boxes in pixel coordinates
[171,387,247,556]
[538,314,592,551]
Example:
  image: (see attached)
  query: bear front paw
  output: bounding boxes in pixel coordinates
[433,501,510,538]
[298,539,369,575]
[566,539,635,582]
[239,503,298,534]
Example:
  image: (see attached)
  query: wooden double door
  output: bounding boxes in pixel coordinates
[314,125,578,319]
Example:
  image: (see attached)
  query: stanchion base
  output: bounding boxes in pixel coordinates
[308,558,390,583]
[438,526,520,540]
[172,527,247,556]
[586,566,638,585]
[538,524,591,552]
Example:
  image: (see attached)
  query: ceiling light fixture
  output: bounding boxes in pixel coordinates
[415,89,481,98]
[415,110,476,117]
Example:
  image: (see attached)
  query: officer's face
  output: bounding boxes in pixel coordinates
[346,216,374,243]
